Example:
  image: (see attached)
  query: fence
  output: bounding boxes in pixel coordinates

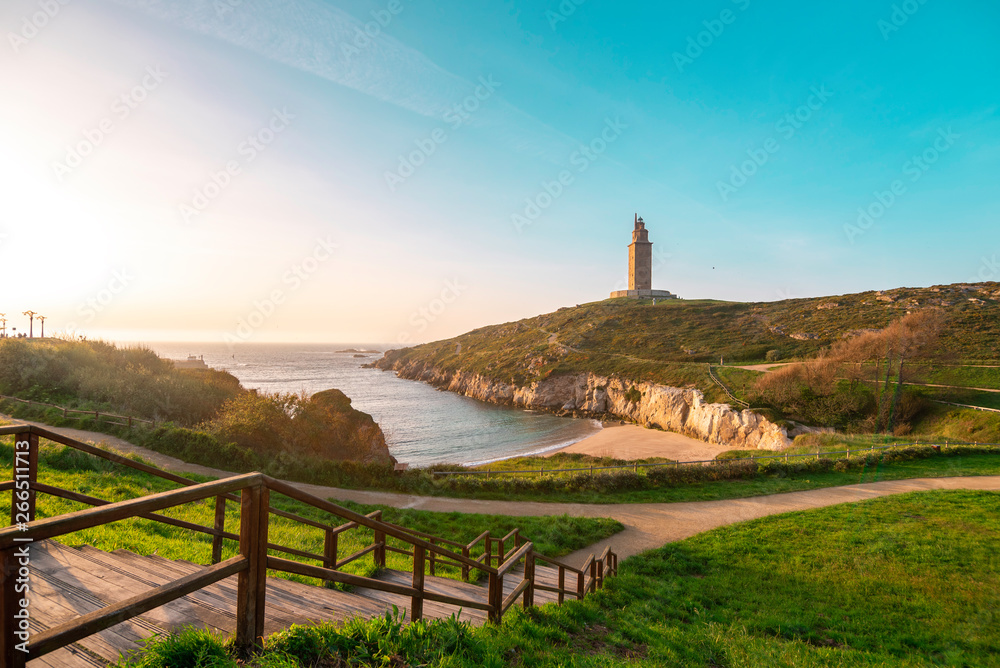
[707,365,750,409]
[431,439,1000,478]
[0,395,156,430]
[0,424,617,667]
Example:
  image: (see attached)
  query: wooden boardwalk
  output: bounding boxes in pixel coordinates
[25,540,562,667]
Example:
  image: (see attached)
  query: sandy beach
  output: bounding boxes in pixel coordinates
[548,422,732,462]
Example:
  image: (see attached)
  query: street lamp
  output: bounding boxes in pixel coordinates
[22,311,37,338]
[37,315,46,338]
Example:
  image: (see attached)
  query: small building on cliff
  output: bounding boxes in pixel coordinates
[610,214,678,299]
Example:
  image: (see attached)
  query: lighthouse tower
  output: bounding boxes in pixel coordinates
[628,214,652,291]
[609,214,678,299]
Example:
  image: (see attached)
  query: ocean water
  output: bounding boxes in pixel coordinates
[146,342,601,467]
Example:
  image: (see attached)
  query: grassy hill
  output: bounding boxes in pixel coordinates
[378,282,1000,398]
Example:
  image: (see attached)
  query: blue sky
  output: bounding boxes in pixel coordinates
[1,0,997,344]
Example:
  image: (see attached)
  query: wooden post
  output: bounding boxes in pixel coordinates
[597,559,605,589]
[11,432,39,527]
[462,546,470,581]
[211,496,226,565]
[1,547,27,668]
[577,571,585,600]
[498,537,505,565]
[488,571,503,623]
[373,511,386,570]
[429,539,436,577]
[589,559,597,593]
[557,566,565,605]
[235,482,268,656]
[523,551,535,609]
[324,529,338,571]
[128,416,133,429]
[411,545,425,621]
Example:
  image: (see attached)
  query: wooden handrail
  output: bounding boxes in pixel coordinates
[496,542,533,577]
[0,473,263,548]
[532,552,586,576]
[264,477,492,574]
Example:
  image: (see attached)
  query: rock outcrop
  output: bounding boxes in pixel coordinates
[375,358,791,451]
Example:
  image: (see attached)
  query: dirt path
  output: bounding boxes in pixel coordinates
[9,418,1000,568]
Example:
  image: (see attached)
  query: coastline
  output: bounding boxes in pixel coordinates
[547,422,733,462]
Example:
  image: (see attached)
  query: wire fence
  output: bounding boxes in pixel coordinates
[431,440,1000,478]
[0,395,156,429]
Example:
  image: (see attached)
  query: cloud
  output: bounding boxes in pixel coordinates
[102,0,474,118]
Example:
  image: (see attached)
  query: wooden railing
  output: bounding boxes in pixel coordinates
[0,395,157,429]
[0,424,617,667]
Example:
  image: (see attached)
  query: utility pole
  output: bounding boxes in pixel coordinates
[37,315,46,338]
[22,310,37,338]
[0,314,6,338]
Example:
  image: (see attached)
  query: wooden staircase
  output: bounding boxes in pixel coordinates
[29,540,568,667]
[0,425,618,667]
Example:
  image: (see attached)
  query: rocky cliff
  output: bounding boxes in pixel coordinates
[374,358,791,451]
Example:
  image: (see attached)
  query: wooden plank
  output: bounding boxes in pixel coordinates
[26,556,247,661]
[501,578,530,614]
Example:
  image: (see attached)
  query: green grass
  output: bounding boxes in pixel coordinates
[119,489,1000,667]
[0,436,623,586]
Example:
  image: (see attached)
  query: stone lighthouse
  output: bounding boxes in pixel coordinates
[628,214,652,290]
[610,214,678,299]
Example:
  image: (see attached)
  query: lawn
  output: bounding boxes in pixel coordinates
[121,489,1000,667]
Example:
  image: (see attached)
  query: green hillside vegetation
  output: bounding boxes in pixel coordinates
[0,338,394,464]
[0,337,241,424]
[121,489,1000,668]
[378,282,1000,396]
[379,283,1000,438]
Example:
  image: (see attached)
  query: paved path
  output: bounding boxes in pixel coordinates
[8,418,1000,567]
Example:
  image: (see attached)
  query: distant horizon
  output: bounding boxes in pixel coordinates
[19,274,998,347]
